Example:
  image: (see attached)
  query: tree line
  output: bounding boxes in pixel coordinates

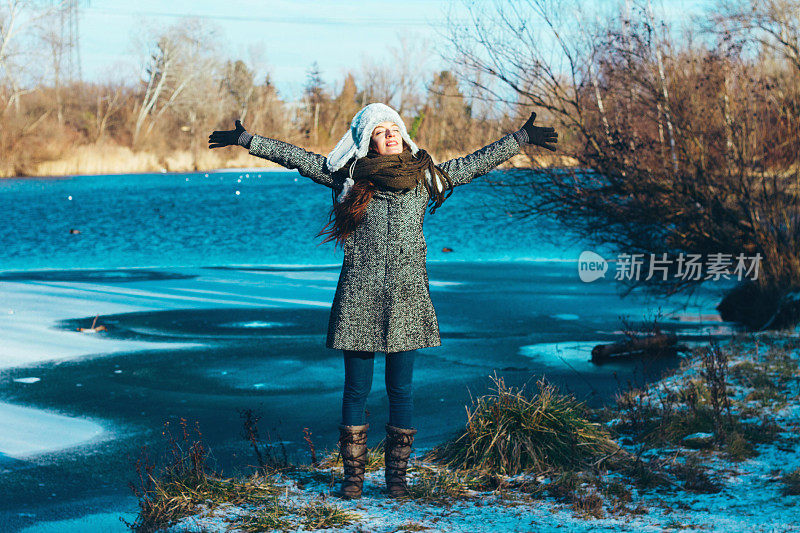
[0,3,528,177]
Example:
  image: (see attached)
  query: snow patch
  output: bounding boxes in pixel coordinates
[13,377,41,384]
[0,402,105,459]
[551,313,580,320]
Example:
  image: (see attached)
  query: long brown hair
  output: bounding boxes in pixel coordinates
[317,141,451,248]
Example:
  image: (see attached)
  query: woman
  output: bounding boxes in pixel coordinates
[208,103,557,499]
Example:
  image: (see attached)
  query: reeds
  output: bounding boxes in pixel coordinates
[128,417,360,532]
[23,143,280,178]
[34,144,161,176]
[424,374,621,476]
[128,418,282,532]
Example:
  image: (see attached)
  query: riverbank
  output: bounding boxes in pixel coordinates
[1,142,578,179]
[6,143,282,178]
[143,333,800,532]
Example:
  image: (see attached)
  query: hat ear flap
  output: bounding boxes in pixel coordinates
[354,127,374,160]
[397,121,418,155]
[326,129,358,173]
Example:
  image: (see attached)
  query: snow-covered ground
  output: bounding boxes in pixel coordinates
[165,334,800,533]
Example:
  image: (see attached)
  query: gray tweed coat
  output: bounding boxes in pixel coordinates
[248,133,522,353]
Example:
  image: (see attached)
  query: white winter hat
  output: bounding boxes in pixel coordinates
[326,103,419,203]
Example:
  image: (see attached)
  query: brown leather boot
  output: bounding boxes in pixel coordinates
[334,423,369,499]
[384,423,417,498]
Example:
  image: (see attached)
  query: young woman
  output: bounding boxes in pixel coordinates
[208,103,557,499]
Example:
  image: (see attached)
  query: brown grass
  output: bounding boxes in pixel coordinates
[425,374,623,476]
[19,143,282,178]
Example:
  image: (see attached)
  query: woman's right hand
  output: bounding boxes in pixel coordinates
[208,120,250,149]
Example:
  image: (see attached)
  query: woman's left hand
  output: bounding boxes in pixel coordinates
[520,112,558,151]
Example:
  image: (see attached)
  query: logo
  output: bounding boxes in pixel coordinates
[578,251,608,282]
[576,251,761,282]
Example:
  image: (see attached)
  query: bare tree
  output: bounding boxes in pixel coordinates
[357,54,399,108]
[714,0,800,72]
[94,82,124,142]
[418,70,472,151]
[356,33,433,115]
[0,0,62,116]
[302,61,330,146]
[441,0,800,330]
[389,35,433,115]
[39,7,67,125]
[247,73,294,140]
[131,18,221,147]
[327,72,359,140]
[221,59,255,123]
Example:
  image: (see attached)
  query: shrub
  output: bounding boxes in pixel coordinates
[424,374,622,476]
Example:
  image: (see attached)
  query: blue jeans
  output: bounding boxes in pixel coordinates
[341,349,416,429]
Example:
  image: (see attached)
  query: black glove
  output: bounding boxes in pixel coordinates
[518,112,558,151]
[208,120,252,149]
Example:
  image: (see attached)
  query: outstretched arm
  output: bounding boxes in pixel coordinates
[209,120,340,190]
[247,135,339,189]
[438,112,558,188]
[438,133,523,187]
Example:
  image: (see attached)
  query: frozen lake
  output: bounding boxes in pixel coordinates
[0,169,737,530]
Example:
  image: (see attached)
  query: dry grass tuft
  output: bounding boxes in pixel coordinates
[404,464,488,504]
[127,418,282,532]
[424,374,622,476]
[231,496,360,532]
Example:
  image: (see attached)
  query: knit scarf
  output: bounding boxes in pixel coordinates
[342,146,455,213]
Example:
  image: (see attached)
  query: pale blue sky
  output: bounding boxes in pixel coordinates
[80,0,456,99]
[78,0,713,101]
